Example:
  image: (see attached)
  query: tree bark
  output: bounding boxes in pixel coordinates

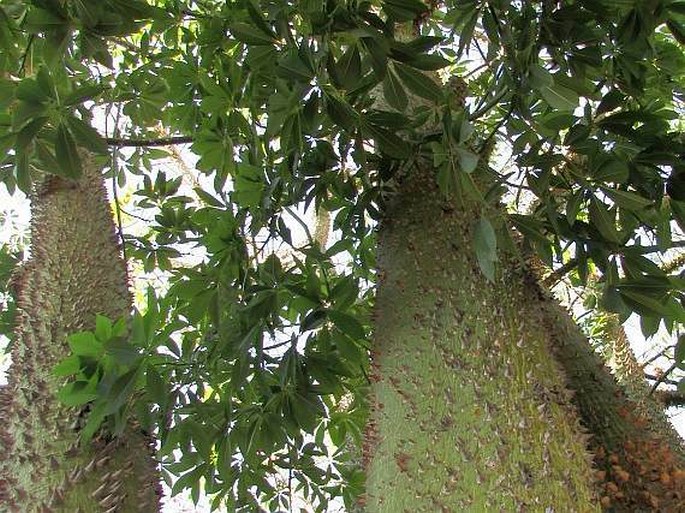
[364,164,599,511]
[0,155,161,512]
[532,283,685,511]
[364,152,685,510]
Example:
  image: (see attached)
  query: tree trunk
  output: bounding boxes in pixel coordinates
[532,283,685,511]
[364,164,599,511]
[0,155,161,512]
[364,153,685,511]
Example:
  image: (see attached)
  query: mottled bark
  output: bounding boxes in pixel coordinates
[0,156,161,512]
[364,164,599,512]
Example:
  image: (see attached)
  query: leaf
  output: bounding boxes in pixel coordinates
[405,53,450,71]
[16,78,49,104]
[323,88,358,132]
[600,187,653,211]
[103,367,140,414]
[55,123,83,178]
[675,334,685,369]
[63,83,106,106]
[528,64,553,88]
[539,84,579,111]
[336,45,362,89]
[364,122,412,159]
[68,331,104,357]
[53,355,81,377]
[277,51,314,82]
[95,314,113,342]
[229,22,276,45]
[566,188,584,226]
[393,62,442,103]
[65,116,108,153]
[589,198,620,244]
[456,147,479,173]
[473,217,497,282]
[328,311,365,340]
[382,69,408,111]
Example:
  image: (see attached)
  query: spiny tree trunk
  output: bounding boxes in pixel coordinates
[364,150,685,510]
[532,285,685,511]
[364,164,599,511]
[0,155,161,512]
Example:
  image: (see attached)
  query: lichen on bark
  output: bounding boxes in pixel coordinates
[0,155,161,512]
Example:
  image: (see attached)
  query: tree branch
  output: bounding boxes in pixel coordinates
[105,135,194,147]
[652,389,685,407]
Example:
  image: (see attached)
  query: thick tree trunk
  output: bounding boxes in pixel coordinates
[364,164,599,511]
[532,285,685,511]
[0,155,161,512]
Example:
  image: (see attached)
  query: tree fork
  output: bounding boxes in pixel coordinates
[0,155,161,512]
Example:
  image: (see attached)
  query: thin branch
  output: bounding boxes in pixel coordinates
[641,344,676,369]
[109,104,127,262]
[543,258,578,288]
[648,361,680,394]
[645,373,681,387]
[106,135,194,147]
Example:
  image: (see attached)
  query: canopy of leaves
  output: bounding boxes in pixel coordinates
[2,0,685,510]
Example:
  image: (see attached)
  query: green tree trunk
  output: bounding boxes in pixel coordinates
[0,155,161,512]
[365,158,685,511]
[536,289,685,511]
[364,165,599,512]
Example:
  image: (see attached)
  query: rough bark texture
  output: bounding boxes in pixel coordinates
[531,286,685,511]
[0,156,161,512]
[364,164,599,512]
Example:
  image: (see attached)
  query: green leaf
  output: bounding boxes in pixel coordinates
[539,84,579,111]
[63,83,107,106]
[103,367,140,415]
[55,123,83,178]
[68,331,104,357]
[53,355,81,377]
[600,187,653,211]
[328,311,365,341]
[382,69,408,111]
[405,53,450,71]
[65,116,108,154]
[675,334,685,369]
[58,380,98,407]
[473,217,497,282]
[589,198,620,244]
[95,314,113,342]
[336,45,362,89]
[277,51,314,82]
[393,62,442,103]
[529,64,553,88]
[16,78,49,104]
[456,147,479,173]
[364,122,412,159]
[229,22,276,45]
[566,189,584,226]
[323,88,358,132]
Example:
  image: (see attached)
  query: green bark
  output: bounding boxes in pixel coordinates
[534,287,685,511]
[365,164,599,512]
[0,155,160,512]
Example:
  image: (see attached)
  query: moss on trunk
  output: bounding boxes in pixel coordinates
[364,164,599,512]
[0,155,161,512]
